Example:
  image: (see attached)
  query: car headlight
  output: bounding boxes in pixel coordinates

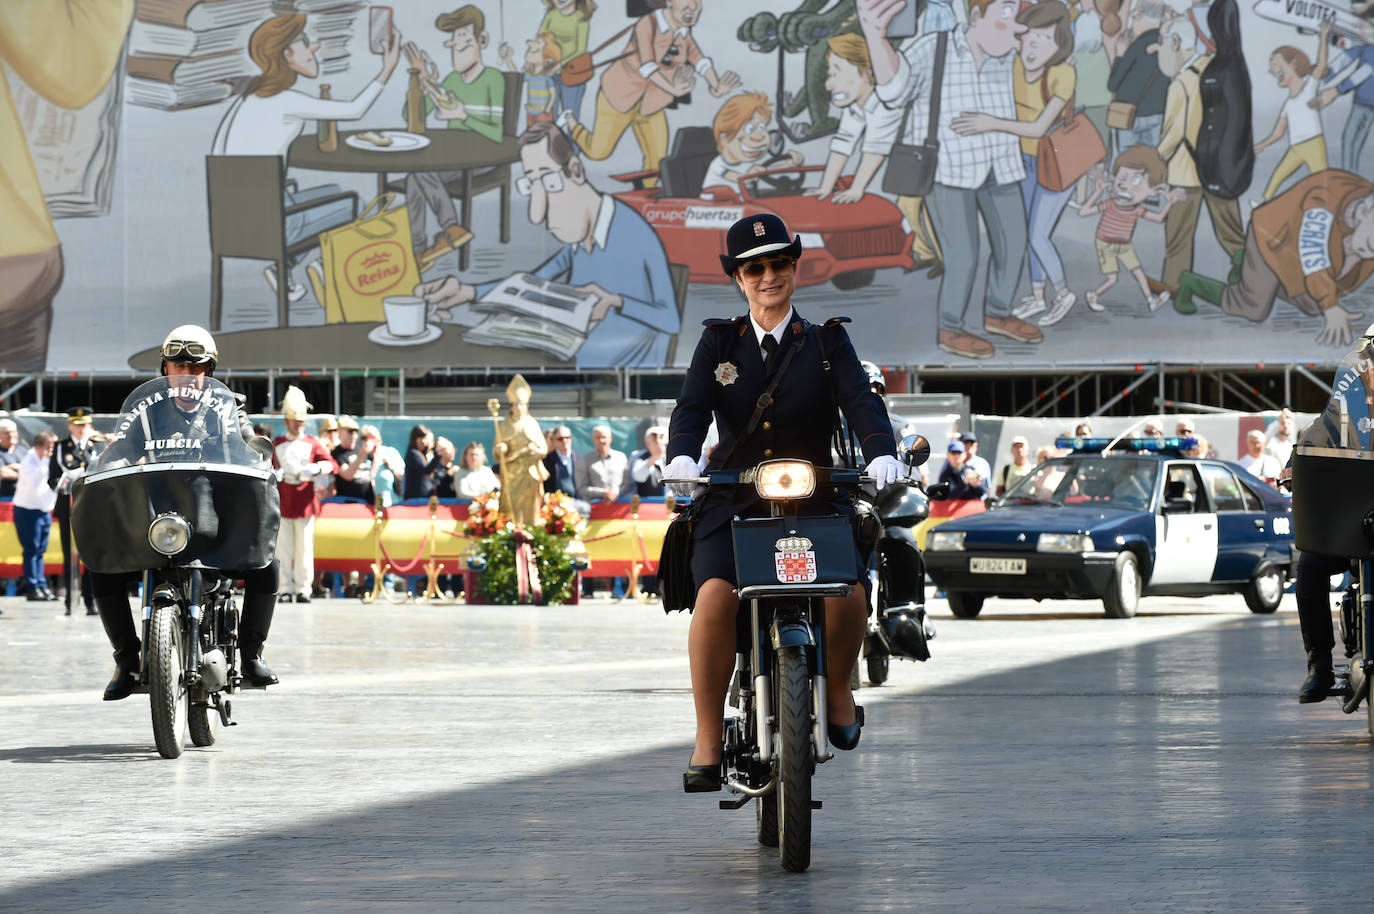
[1037,533,1094,553]
[148,513,192,556]
[754,459,816,500]
[928,530,966,551]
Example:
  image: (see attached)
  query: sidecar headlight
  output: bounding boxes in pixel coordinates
[148,513,192,556]
[754,459,816,500]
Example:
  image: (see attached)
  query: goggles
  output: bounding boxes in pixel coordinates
[161,340,213,361]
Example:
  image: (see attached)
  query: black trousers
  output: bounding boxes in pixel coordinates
[91,561,279,664]
[1295,551,1350,654]
[55,509,92,608]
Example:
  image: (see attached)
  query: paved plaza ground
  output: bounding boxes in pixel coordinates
[3,591,1374,911]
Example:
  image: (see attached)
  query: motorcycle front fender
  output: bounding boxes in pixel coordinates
[771,619,815,651]
[880,535,926,607]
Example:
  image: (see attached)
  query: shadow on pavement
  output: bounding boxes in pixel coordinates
[6,616,1374,911]
[0,744,163,764]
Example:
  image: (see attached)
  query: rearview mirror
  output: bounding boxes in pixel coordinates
[926,482,951,501]
[247,436,273,461]
[899,434,931,469]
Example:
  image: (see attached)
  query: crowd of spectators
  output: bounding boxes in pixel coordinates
[7,402,1306,604]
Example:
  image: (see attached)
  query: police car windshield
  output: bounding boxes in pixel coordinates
[1001,456,1159,510]
[89,376,262,470]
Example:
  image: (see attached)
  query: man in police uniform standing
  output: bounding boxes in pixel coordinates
[49,406,102,616]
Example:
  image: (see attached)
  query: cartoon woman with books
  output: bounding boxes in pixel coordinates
[211,13,402,303]
[0,0,134,371]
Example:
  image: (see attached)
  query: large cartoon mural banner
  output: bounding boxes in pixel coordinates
[8,0,1374,374]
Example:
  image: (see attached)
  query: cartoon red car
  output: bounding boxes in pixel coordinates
[611,127,915,290]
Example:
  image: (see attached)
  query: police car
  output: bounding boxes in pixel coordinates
[922,437,1295,618]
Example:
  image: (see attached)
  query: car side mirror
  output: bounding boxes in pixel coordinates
[1162,497,1193,515]
[899,434,931,469]
[926,482,951,501]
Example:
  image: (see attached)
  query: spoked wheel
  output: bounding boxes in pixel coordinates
[755,792,779,847]
[775,645,813,872]
[148,603,188,759]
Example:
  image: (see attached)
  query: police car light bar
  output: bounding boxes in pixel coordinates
[1055,436,1197,454]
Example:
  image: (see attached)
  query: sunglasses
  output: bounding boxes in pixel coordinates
[738,257,795,278]
[554,435,571,440]
[161,340,212,359]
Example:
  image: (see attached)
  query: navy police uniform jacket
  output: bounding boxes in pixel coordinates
[49,434,104,520]
[668,310,896,540]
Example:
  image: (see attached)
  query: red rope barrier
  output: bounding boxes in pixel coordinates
[377,530,433,575]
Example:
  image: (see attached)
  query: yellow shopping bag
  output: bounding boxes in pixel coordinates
[318,194,420,324]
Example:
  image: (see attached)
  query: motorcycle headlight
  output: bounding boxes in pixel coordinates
[928,530,966,551]
[148,513,192,556]
[1037,533,1094,553]
[754,459,816,500]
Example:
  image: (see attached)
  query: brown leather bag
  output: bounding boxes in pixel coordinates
[1105,68,1158,131]
[1036,81,1107,192]
[558,22,636,87]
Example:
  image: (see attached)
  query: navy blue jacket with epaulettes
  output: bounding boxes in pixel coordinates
[667,310,896,538]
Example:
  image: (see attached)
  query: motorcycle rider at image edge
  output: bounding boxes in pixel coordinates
[92,324,282,701]
[1284,322,1374,704]
[663,212,905,792]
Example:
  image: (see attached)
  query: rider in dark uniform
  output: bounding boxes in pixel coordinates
[49,407,103,615]
[92,324,282,701]
[1288,327,1374,703]
[664,214,904,791]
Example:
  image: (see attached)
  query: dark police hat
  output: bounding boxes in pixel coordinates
[66,407,94,425]
[719,213,802,277]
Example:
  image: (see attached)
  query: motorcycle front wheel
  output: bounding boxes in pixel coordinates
[756,793,778,847]
[775,645,813,872]
[148,603,188,759]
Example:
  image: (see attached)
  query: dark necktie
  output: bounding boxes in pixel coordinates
[761,334,779,374]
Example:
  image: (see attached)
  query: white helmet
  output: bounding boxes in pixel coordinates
[160,324,218,372]
[860,360,885,393]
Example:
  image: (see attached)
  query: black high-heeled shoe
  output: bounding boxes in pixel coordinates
[828,705,865,751]
[683,755,722,793]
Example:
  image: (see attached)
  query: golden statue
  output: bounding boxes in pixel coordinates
[488,375,549,531]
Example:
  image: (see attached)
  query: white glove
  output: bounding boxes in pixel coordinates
[303,463,323,478]
[664,454,703,495]
[865,455,905,489]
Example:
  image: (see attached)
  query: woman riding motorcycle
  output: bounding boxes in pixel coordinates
[663,214,904,791]
[92,325,282,700]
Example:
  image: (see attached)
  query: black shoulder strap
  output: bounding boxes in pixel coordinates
[714,327,812,470]
[894,30,947,147]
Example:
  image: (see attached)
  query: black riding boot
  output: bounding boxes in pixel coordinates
[95,594,142,701]
[239,590,279,688]
[1299,650,1336,704]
